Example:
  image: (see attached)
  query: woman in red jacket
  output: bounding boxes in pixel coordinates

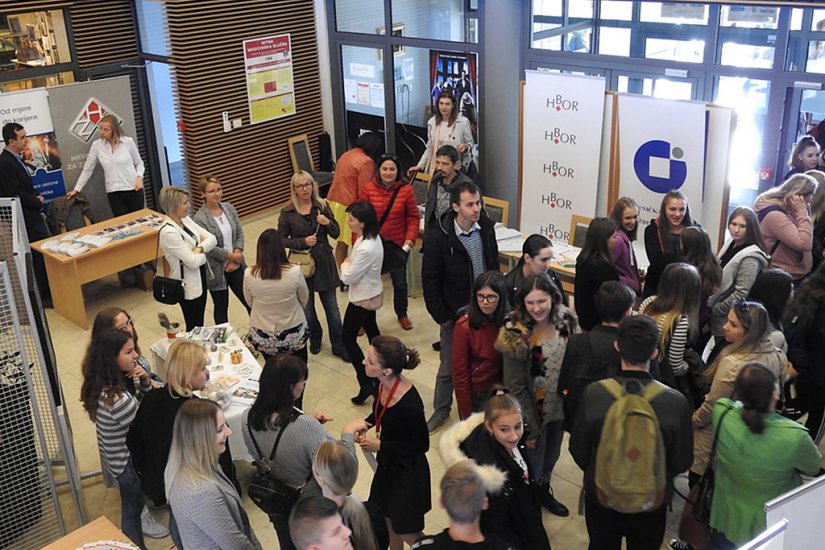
[359,154,419,330]
[452,271,508,419]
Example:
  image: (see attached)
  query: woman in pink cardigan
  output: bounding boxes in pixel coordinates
[753,173,816,284]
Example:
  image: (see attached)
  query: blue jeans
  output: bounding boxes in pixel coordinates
[305,279,345,353]
[116,460,147,550]
[389,266,408,318]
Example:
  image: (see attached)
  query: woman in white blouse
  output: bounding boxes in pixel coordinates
[408,91,474,177]
[67,114,146,216]
[340,201,384,404]
[158,186,217,331]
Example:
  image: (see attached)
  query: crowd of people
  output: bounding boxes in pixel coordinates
[9,118,824,549]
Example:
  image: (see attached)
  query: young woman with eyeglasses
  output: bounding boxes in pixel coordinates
[278,171,348,360]
[452,271,508,420]
[192,174,250,325]
[358,154,418,331]
[690,301,788,485]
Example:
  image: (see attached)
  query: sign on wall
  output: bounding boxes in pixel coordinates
[520,71,606,240]
[617,95,706,229]
[243,33,296,124]
[0,88,66,201]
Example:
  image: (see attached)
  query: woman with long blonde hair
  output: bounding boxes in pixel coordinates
[166,400,259,549]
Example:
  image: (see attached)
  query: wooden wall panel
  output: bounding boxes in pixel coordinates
[165,0,324,217]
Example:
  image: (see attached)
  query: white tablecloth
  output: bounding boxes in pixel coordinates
[149,324,260,462]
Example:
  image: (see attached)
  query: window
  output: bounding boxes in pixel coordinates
[335,0,384,34]
[0,10,71,72]
[392,0,475,43]
[135,0,170,58]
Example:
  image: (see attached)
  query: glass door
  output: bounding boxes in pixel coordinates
[340,44,388,149]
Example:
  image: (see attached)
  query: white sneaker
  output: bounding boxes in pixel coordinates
[141,506,169,539]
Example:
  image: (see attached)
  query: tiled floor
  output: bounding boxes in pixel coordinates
[48,207,691,549]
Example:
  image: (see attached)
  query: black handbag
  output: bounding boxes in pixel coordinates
[152,225,185,305]
[246,411,308,516]
[377,184,409,274]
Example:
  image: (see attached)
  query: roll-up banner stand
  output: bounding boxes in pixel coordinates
[49,76,137,222]
[521,71,606,240]
[0,88,66,202]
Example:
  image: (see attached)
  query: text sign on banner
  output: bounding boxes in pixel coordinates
[521,71,606,240]
[243,33,296,124]
[617,95,706,230]
[0,88,65,200]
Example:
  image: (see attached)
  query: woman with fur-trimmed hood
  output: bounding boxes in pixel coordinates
[439,388,552,550]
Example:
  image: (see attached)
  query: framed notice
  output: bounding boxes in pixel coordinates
[243,33,296,124]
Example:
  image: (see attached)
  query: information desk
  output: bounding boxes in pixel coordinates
[31,208,162,330]
[150,325,260,462]
[40,517,132,550]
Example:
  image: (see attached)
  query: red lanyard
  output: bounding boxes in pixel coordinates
[373,376,401,437]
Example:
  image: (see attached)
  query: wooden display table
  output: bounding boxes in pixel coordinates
[31,209,162,330]
[40,517,132,550]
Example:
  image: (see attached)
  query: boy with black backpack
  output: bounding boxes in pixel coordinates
[570,315,693,550]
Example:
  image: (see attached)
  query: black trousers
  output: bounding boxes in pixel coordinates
[209,266,250,325]
[584,494,667,550]
[342,302,380,392]
[107,189,144,217]
[178,266,207,331]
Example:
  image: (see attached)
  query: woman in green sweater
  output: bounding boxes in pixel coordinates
[710,363,822,548]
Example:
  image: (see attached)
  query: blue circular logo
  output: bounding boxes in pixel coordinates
[633,140,687,193]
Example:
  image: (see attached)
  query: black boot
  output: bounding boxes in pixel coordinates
[539,485,569,517]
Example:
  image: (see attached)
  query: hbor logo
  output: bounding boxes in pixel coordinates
[539,224,570,241]
[541,193,572,210]
[546,95,580,112]
[544,128,577,145]
[633,140,687,193]
[542,162,575,178]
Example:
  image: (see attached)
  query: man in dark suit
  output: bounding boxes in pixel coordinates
[0,122,51,305]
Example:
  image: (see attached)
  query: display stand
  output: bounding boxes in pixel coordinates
[0,198,84,548]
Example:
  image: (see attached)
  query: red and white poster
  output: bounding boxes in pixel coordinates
[243,33,296,124]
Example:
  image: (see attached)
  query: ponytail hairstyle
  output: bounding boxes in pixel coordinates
[370,335,420,374]
[313,441,378,550]
[733,362,778,435]
[483,385,522,426]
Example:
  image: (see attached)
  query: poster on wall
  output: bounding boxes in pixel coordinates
[520,71,606,240]
[243,33,296,124]
[49,76,138,222]
[0,88,65,202]
[617,95,706,232]
[429,50,478,140]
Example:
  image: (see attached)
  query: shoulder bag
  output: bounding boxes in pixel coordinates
[678,404,734,549]
[246,411,309,516]
[377,185,409,274]
[288,207,318,278]
[152,224,185,305]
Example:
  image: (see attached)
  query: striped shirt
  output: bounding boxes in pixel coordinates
[94,390,139,478]
[455,220,486,280]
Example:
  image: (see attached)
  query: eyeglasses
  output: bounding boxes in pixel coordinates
[476,293,499,303]
[116,318,134,331]
[294,183,313,190]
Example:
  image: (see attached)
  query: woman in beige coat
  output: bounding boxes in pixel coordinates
[691,300,788,483]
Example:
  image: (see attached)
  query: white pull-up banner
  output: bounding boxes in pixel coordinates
[521,71,605,240]
[617,95,707,227]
